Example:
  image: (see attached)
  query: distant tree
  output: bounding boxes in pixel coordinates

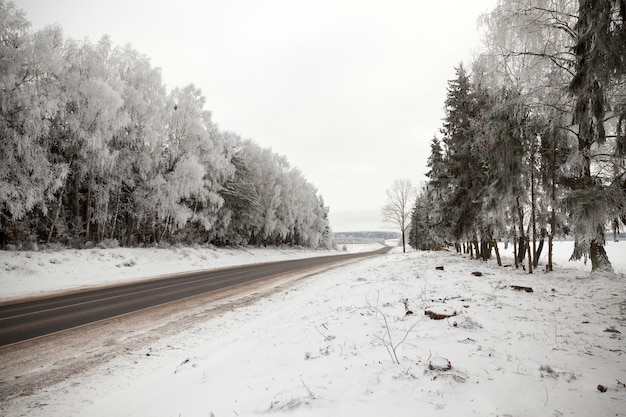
[421,136,449,244]
[409,188,445,251]
[381,179,416,253]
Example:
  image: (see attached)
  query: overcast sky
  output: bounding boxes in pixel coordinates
[16,0,497,233]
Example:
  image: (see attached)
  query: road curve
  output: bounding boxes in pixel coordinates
[0,246,392,347]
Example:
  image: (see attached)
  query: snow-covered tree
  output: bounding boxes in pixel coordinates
[438,65,491,255]
[0,3,331,250]
[480,0,626,272]
[0,3,68,243]
[106,43,168,245]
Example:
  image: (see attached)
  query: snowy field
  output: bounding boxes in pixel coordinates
[1,240,625,416]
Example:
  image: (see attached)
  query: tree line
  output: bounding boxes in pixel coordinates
[0,1,332,249]
[409,0,626,273]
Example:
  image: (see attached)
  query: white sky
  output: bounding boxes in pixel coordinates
[15,0,497,233]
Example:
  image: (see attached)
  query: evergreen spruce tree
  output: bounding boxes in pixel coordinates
[440,65,489,252]
[565,0,626,273]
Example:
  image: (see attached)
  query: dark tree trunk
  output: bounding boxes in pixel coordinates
[492,240,502,267]
[535,238,544,264]
[590,240,614,273]
[517,236,525,264]
[513,232,519,269]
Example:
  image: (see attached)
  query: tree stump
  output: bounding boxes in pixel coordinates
[429,357,452,371]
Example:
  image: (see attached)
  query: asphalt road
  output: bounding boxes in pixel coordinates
[0,246,392,347]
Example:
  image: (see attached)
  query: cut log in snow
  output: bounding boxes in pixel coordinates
[425,308,457,320]
[435,266,444,271]
[603,327,621,334]
[510,285,534,293]
[471,271,483,277]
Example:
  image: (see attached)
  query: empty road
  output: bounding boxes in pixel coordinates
[0,246,391,347]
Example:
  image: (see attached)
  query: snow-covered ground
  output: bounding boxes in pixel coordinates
[1,240,625,416]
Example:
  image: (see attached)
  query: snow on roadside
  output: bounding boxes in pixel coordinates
[0,243,384,302]
[1,241,624,417]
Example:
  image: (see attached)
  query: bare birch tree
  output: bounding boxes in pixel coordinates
[381,179,416,253]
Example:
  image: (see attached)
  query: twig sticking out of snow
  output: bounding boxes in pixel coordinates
[368,303,421,364]
[301,379,316,399]
[174,358,190,374]
[400,298,413,315]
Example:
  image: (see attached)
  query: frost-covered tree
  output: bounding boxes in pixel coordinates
[0,3,68,244]
[53,36,129,243]
[0,2,331,249]
[409,187,445,251]
[156,85,234,241]
[564,0,626,272]
[105,43,168,245]
[421,136,449,243]
[480,0,626,273]
[212,138,262,245]
[226,140,331,248]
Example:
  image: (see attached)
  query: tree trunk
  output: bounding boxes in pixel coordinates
[110,192,121,240]
[590,240,614,273]
[472,239,480,260]
[531,169,538,268]
[536,238,544,264]
[482,240,492,261]
[401,228,406,253]
[515,196,532,273]
[513,230,519,269]
[517,237,525,264]
[526,234,533,274]
[548,129,557,272]
[74,176,80,236]
[125,215,136,247]
[48,154,74,244]
[85,187,92,241]
[548,234,554,272]
[492,240,502,267]
[47,182,66,243]
[159,215,170,243]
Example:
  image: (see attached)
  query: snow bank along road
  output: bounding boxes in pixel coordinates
[0,246,391,347]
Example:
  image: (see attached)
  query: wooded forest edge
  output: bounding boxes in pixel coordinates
[407,0,626,274]
[1,1,626,275]
[1,1,333,250]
